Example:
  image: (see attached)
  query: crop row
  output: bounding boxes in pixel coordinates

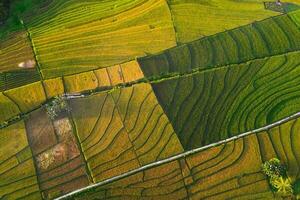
[0,69,41,92]
[0,121,41,199]
[26,0,176,78]
[69,83,183,184]
[167,0,278,43]
[138,12,300,78]
[4,108,299,199]
[0,82,184,199]
[151,51,300,150]
[64,114,300,200]
[0,32,35,73]
[1,53,300,199]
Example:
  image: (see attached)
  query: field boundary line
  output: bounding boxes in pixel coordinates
[22,9,285,80]
[21,19,44,80]
[0,12,294,94]
[55,111,300,200]
[165,0,179,45]
[1,50,299,130]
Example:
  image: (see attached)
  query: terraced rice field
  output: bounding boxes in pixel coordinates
[168,0,278,43]
[152,51,300,149]
[0,121,41,199]
[26,0,177,78]
[0,0,284,79]
[69,83,183,183]
[1,0,300,199]
[0,31,35,73]
[138,13,300,77]
[60,114,300,199]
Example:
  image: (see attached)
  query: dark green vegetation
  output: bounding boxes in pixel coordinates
[0,0,279,78]
[151,51,300,150]
[0,0,9,24]
[262,158,287,179]
[138,13,300,78]
[0,69,40,91]
[294,179,300,195]
[0,0,43,38]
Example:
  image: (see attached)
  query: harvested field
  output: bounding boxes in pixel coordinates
[0,1,299,199]
[25,108,90,199]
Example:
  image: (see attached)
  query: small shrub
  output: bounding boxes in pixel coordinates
[262,158,286,179]
[46,96,70,120]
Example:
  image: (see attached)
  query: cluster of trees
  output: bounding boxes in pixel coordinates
[262,158,300,198]
[0,0,9,24]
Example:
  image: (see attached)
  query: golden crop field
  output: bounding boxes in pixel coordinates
[0,0,300,199]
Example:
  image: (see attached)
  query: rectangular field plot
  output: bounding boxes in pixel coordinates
[0,31,35,73]
[0,69,41,92]
[3,81,46,113]
[151,51,300,150]
[25,108,90,199]
[64,60,145,93]
[26,0,176,78]
[0,92,20,123]
[0,121,42,200]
